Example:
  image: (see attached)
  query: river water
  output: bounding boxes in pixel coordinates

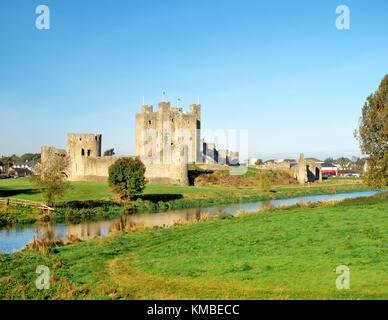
[0,190,385,254]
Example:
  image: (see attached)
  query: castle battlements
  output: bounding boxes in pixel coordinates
[67,133,102,143]
[140,101,201,118]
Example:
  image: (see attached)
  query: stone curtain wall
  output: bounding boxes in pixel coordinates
[41,146,66,163]
[70,155,188,185]
[70,156,118,182]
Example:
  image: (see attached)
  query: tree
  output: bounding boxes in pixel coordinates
[356,75,388,187]
[336,157,352,169]
[30,156,70,207]
[324,157,335,164]
[108,157,146,200]
[20,153,41,162]
[0,156,15,173]
[255,159,264,166]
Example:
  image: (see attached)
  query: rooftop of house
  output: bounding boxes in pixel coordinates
[13,161,34,168]
[322,163,338,168]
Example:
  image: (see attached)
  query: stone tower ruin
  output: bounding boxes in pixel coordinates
[135,101,201,164]
[67,133,103,180]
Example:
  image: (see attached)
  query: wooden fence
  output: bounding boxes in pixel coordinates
[0,198,54,212]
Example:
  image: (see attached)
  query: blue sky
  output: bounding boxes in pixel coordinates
[1,0,387,160]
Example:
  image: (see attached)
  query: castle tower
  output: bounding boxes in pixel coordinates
[67,133,102,179]
[173,144,189,185]
[135,101,201,164]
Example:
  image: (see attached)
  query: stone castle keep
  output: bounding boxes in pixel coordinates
[136,101,201,164]
[41,101,240,185]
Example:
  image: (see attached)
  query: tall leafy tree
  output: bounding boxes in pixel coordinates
[20,153,41,162]
[336,157,352,169]
[356,75,388,187]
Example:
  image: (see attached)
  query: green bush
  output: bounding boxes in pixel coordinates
[108,158,146,200]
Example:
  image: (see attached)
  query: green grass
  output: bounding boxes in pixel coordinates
[0,178,113,202]
[0,177,373,203]
[1,193,387,300]
[0,178,228,202]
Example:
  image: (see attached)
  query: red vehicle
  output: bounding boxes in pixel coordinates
[321,163,338,177]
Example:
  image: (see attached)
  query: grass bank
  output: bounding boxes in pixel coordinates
[0,177,375,226]
[1,193,387,300]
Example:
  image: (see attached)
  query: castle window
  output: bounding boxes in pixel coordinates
[79,138,82,141]
[81,149,85,156]
[87,150,91,156]
[148,120,152,125]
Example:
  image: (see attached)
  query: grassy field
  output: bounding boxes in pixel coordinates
[1,192,387,300]
[0,176,372,203]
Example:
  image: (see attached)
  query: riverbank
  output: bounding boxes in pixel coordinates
[1,192,387,299]
[0,177,375,226]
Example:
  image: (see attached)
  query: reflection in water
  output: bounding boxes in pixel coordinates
[0,190,386,253]
[110,207,204,232]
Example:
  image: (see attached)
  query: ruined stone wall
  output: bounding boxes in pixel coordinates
[229,151,239,165]
[41,146,67,164]
[203,142,218,164]
[218,149,240,165]
[144,162,188,185]
[69,156,118,182]
[296,154,307,184]
[292,154,322,184]
[263,161,292,171]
